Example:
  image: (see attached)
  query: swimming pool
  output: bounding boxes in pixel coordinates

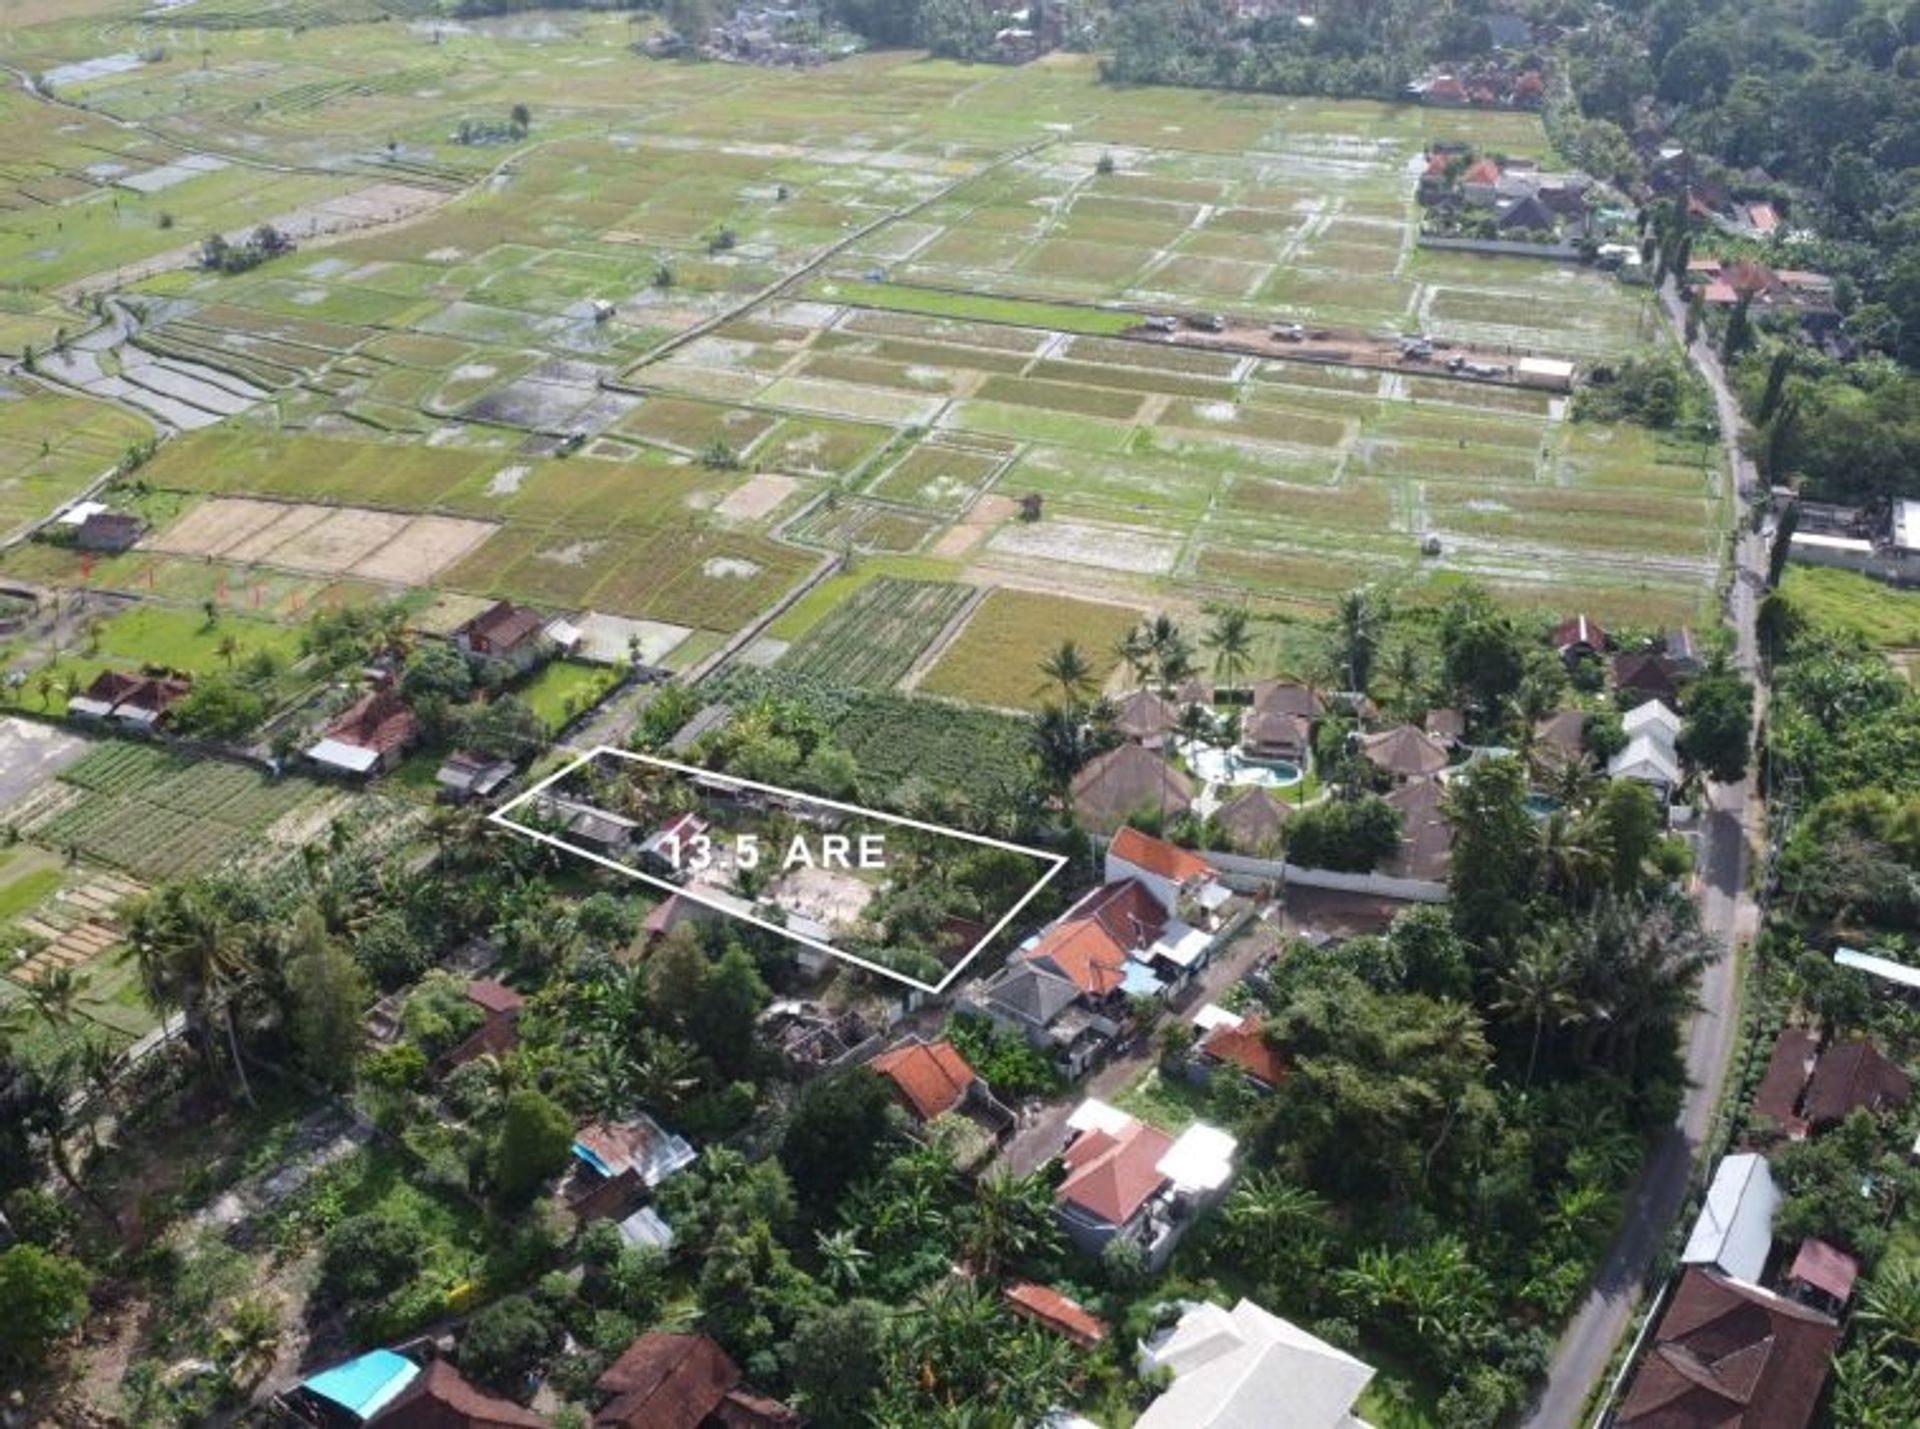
[1183,741,1304,789]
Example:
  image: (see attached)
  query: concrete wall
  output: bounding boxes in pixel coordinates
[1788,537,1920,586]
[1201,850,1449,904]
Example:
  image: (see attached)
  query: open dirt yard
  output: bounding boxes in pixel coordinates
[146,497,497,584]
[716,473,798,521]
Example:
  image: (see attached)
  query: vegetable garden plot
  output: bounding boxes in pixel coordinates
[32,745,319,881]
[789,500,938,555]
[780,578,976,689]
[866,442,1006,513]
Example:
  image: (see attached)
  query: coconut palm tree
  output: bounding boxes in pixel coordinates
[1035,640,1094,706]
[1534,808,1613,906]
[1493,937,1579,1086]
[1202,606,1253,697]
[1113,625,1154,687]
[25,966,89,1031]
[1329,588,1382,694]
[1028,704,1092,805]
[125,883,258,1105]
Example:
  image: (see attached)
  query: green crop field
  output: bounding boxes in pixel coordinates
[30,743,319,881]
[781,578,976,689]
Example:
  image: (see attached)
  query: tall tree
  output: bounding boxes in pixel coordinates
[1203,605,1253,695]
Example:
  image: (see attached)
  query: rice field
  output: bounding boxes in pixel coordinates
[0,15,1725,706]
[918,588,1142,711]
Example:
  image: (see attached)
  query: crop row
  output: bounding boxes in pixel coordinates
[781,578,975,690]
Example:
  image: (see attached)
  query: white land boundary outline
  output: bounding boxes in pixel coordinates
[490,746,1068,995]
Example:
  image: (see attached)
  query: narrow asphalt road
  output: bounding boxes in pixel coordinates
[1523,280,1768,1429]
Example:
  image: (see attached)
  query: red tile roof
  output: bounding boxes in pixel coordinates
[1803,1038,1911,1129]
[1201,1015,1286,1088]
[1554,614,1608,651]
[465,979,524,1018]
[1750,1026,1818,1133]
[1463,157,1501,184]
[1058,1117,1173,1227]
[80,670,146,705]
[1617,1270,1839,1429]
[1110,825,1211,884]
[871,1037,976,1122]
[377,1358,545,1429]
[1005,1281,1109,1347]
[458,600,546,654]
[594,1333,739,1429]
[1025,879,1168,996]
[325,688,417,755]
[1788,1238,1858,1305]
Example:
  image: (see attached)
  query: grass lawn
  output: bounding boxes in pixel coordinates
[93,604,303,678]
[1781,566,1920,649]
[515,658,621,733]
[0,844,63,923]
[1112,1066,1216,1135]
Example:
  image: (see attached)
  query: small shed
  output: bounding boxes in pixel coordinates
[1680,1152,1779,1284]
[1517,356,1575,392]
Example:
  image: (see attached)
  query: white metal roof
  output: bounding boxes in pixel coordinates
[1192,1003,1243,1033]
[1893,499,1920,554]
[1066,1097,1133,1136]
[1517,356,1575,378]
[1791,532,1875,553]
[306,737,379,773]
[1137,1298,1373,1429]
[1609,733,1680,788]
[1681,1152,1780,1284]
[1157,1122,1236,1195]
[1835,946,1920,991]
[55,499,109,527]
[1622,699,1681,745]
[1153,920,1213,970]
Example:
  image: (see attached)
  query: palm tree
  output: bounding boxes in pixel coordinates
[1858,1259,1920,1356]
[814,1227,872,1294]
[25,965,90,1031]
[1329,588,1381,694]
[1176,699,1213,751]
[1154,635,1198,697]
[1493,937,1578,1086]
[961,1171,1059,1277]
[1036,641,1094,706]
[215,633,240,667]
[1202,606,1253,696]
[1534,808,1612,906]
[125,883,258,1105]
[1114,625,1154,687]
[19,1050,114,1220]
[632,1030,699,1115]
[1219,1170,1332,1270]
[1028,704,1091,805]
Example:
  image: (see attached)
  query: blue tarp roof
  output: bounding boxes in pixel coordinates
[1121,959,1168,997]
[302,1348,419,1421]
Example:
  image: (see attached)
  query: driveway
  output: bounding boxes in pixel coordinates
[1521,280,1768,1428]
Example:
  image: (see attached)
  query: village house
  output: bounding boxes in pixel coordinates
[1534,710,1590,768]
[592,1332,797,1428]
[306,687,418,777]
[1241,679,1322,763]
[1616,1270,1840,1429]
[1785,1238,1859,1318]
[287,1349,545,1427]
[1801,1037,1911,1131]
[435,978,525,1075]
[1608,698,1683,804]
[1188,1004,1286,1092]
[869,1033,1015,1142]
[1611,650,1682,707]
[565,1114,697,1224]
[1069,743,1194,834]
[1554,613,1609,664]
[434,750,517,803]
[451,599,552,676]
[1750,1025,1821,1140]
[68,670,190,732]
[1053,1097,1236,1271]
[73,510,144,554]
[1136,1296,1376,1429]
